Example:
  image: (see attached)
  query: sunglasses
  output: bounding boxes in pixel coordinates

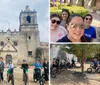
[69,23,85,29]
[85,18,92,21]
[51,19,60,25]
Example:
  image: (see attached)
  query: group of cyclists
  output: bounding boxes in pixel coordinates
[0,57,49,84]
[51,57,100,74]
[51,57,75,71]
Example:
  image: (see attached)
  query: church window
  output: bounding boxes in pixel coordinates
[26,16,31,23]
[28,51,32,56]
[1,41,4,46]
[14,42,17,46]
[29,36,31,39]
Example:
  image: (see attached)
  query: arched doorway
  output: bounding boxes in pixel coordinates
[6,54,12,64]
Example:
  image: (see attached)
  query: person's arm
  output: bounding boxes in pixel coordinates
[43,62,45,68]
[27,64,29,69]
[91,27,96,42]
[33,63,36,69]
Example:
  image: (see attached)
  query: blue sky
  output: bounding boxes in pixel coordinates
[0,0,49,42]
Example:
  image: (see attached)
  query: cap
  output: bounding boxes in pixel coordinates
[35,58,39,61]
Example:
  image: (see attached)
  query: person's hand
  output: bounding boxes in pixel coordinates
[33,66,36,69]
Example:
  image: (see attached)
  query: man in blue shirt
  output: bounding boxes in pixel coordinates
[84,14,96,41]
[33,58,42,82]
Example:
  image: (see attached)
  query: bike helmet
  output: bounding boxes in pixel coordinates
[35,58,39,61]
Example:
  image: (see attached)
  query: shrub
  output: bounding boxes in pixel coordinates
[50,2,88,17]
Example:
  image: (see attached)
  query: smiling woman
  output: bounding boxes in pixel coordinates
[57,14,89,42]
[50,13,68,42]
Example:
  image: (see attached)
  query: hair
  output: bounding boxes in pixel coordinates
[61,8,70,23]
[0,57,3,59]
[67,14,83,25]
[50,13,61,21]
[83,14,93,20]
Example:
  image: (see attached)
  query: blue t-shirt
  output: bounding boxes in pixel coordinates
[94,61,98,66]
[33,62,42,69]
[84,26,96,41]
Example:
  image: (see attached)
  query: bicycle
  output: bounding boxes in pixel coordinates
[87,64,100,73]
[38,69,45,85]
[21,68,28,85]
[7,68,14,85]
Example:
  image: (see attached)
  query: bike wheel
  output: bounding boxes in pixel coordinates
[11,77,14,85]
[57,69,61,74]
[24,75,27,85]
[87,68,92,73]
[39,79,44,85]
[51,73,56,78]
[97,68,100,73]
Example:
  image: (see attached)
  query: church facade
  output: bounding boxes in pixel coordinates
[0,6,44,65]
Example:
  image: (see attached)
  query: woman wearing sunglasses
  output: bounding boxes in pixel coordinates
[50,13,68,42]
[83,14,96,42]
[57,14,89,42]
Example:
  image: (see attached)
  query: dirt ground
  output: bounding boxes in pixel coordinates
[0,66,49,85]
[50,63,100,85]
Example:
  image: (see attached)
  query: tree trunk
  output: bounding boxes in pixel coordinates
[81,48,85,74]
[81,58,84,74]
[82,0,84,6]
[64,0,66,3]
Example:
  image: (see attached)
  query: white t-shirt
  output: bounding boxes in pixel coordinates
[50,26,68,42]
[7,64,14,70]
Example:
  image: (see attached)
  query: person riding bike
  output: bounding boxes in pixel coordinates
[21,59,29,84]
[51,58,57,69]
[43,58,49,84]
[6,60,14,82]
[93,59,98,69]
[33,58,42,82]
[55,57,60,69]
[0,57,4,83]
[71,58,75,67]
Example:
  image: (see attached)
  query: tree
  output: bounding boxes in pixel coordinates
[61,44,100,74]
[82,0,84,6]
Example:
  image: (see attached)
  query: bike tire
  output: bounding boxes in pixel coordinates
[87,68,92,73]
[39,79,44,85]
[24,74,27,85]
[97,68,100,73]
[57,69,61,74]
[11,77,14,85]
[51,73,56,78]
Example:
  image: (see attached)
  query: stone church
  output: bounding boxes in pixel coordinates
[0,6,48,65]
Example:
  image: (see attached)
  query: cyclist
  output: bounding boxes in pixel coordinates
[33,58,42,82]
[43,58,49,84]
[71,58,75,67]
[93,59,98,69]
[0,57,4,82]
[6,60,14,82]
[21,59,29,84]
[51,58,57,72]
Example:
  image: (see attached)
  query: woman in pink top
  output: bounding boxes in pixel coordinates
[50,13,68,42]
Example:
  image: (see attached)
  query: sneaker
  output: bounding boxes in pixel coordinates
[45,81,48,84]
[28,82,30,85]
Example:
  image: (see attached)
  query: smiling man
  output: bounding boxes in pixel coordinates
[83,14,96,42]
